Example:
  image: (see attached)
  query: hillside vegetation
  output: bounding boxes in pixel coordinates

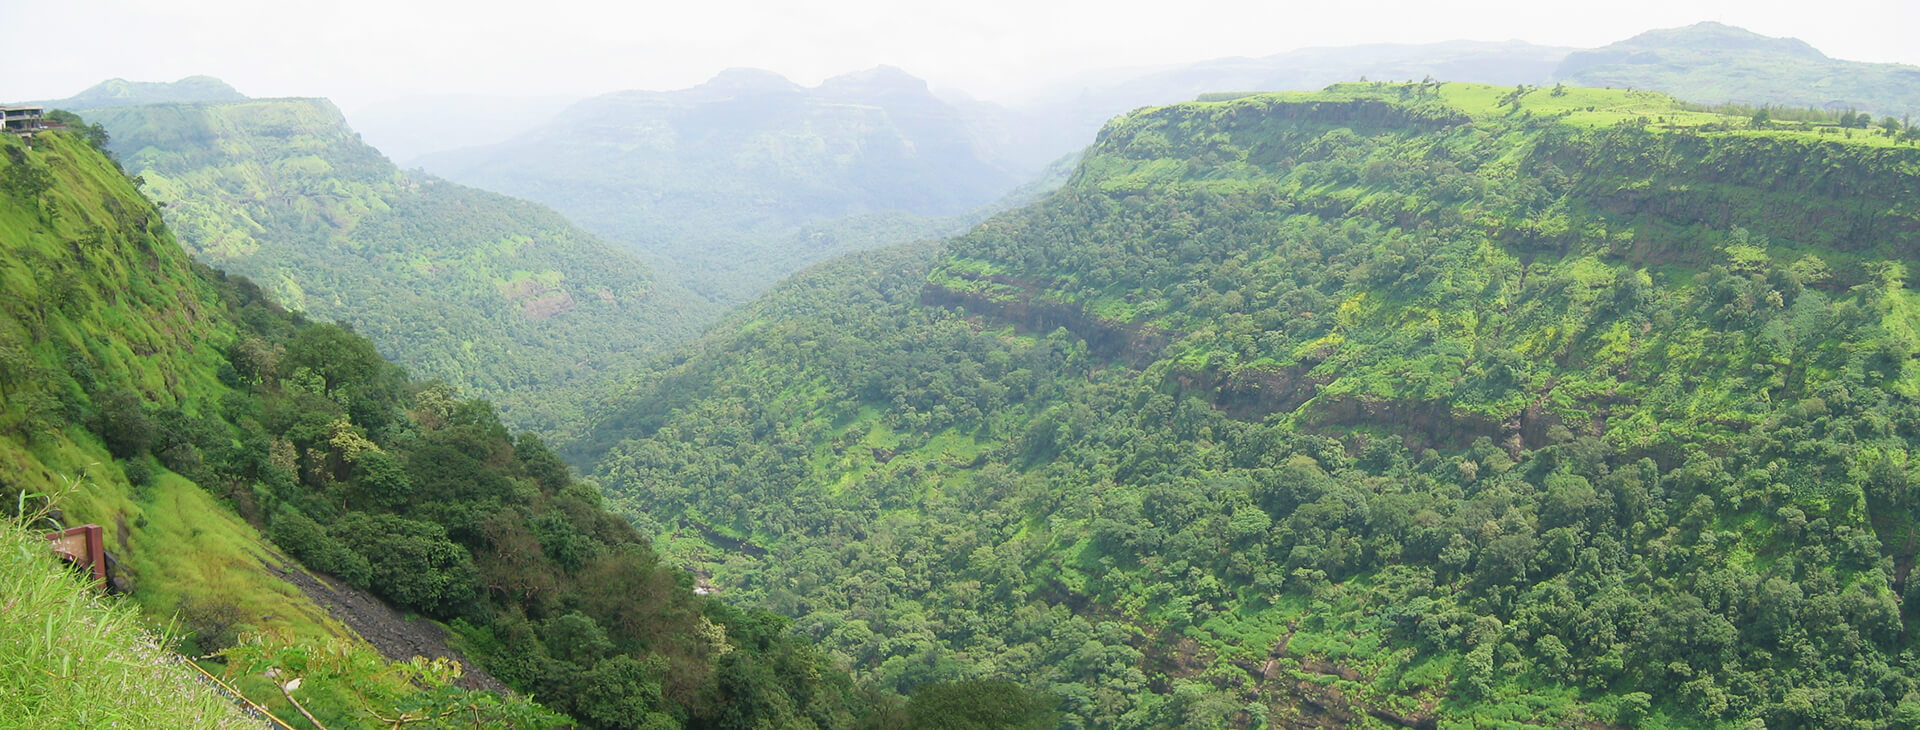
[581,83,1920,728]
[0,128,933,729]
[79,96,709,434]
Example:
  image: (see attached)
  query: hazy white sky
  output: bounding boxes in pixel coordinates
[5,0,1916,110]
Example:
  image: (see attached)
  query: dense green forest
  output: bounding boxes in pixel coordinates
[416,67,1033,305]
[0,126,1069,729]
[578,83,1920,728]
[73,95,710,435]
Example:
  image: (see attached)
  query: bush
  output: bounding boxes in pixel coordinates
[87,387,152,458]
[123,458,154,490]
[329,512,478,617]
[269,509,371,587]
[905,679,1060,730]
[175,595,247,655]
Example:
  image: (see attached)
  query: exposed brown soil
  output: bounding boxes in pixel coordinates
[261,559,506,693]
[520,290,576,320]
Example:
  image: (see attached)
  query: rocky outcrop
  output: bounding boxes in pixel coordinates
[921,277,1171,367]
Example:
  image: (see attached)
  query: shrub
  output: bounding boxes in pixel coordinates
[87,386,152,458]
[269,509,371,587]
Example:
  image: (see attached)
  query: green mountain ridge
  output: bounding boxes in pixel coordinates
[0,126,508,725]
[1014,39,1576,164]
[580,83,1920,728]
[77,96,712,435]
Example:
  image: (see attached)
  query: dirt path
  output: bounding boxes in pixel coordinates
[261,559,507,693]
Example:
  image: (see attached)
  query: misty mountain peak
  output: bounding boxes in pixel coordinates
[46,75,247,109]
[700,67,803,95]
[1609,21,1828,61]
[818,65,931,98]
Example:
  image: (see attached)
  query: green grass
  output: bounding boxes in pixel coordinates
[121,472,348,647]
[2,441,347,646]
[0,516,251,728]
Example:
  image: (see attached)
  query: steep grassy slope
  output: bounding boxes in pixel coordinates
[0,517,250,728]
[1555,22,1920,120]
[0,130,355,648]
[0,130,450,726]
[418,67,1030,305]
[1,129,905,730]
[582,84,1920,728]
[79,97,709,434]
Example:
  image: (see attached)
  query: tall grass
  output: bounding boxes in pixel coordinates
[0,512,251,728]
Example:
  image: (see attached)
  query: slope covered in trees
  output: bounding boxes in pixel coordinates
[417,67,1033,305]
[580,83,1920,727]
[0,126,917,730]
[75,95,709,434]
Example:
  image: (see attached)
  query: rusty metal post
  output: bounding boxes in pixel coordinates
[45,524,107,587]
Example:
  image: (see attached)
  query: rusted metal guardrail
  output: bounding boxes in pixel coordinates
[44,524,105,587]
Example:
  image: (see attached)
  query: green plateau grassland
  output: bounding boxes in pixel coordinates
[582,83,1920,728]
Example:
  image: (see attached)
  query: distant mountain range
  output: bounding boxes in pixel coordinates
[15,22,1914,425]
[1013,22,1919,158]
[415,66,1033,304]
[29,75,248,109]
[1555,22,1920,118]
[395,22,1917,308]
